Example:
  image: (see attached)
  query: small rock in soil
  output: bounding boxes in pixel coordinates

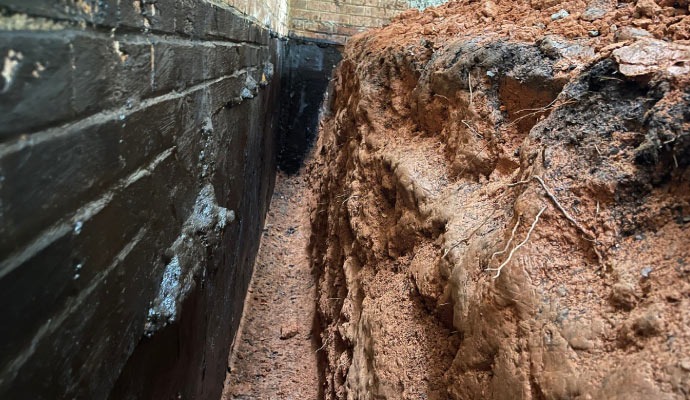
[482,1,498,18]
[633,310,662,336]
[615,26,652,42]
[280,323,299,340]
[551,9,570,20]
[635,0,661,17]
[681,360,690,371]
[582,6,607,21]
[611,282,638,310]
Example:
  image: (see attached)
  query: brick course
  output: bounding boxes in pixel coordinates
[289,0,448,43]
[225,0,290,35]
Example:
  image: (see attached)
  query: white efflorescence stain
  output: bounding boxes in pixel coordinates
[144,184,235,335]
[2,49,23,93]
[152,255,182,322]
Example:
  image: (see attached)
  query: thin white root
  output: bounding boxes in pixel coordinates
[486,206,546,279]
[442,209,496,258]
[532,176,595,241]
[510,176,595,240]
[508,175,603,264]
[461,120,483,138]
[341,194,360,205]
[315,337,329,353]
[513,98,558,114]
[508,99,576,127]
[490,214,522,261]
[468,71,473,108]
[456,139,491,178]
[507,178,531,187]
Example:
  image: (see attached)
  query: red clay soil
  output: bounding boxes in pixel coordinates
[383,0,690,49]
[222,172,319,400]
[223,1,690,399]
[307,0,690,399]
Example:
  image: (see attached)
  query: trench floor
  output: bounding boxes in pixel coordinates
[221,171,319,399]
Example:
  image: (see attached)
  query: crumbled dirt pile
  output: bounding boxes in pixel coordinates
[307,0,690,398]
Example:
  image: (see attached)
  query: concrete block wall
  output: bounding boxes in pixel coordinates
[288,0,449,43]
[0,1,286,399]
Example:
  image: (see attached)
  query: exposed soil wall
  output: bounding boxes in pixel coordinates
[309,1,690,398]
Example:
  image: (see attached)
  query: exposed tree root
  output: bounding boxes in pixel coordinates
[509,175,603,264]
[490,214,522,261]
[486,206,546,279]
[461,120,483,138]
[508,99,576,128]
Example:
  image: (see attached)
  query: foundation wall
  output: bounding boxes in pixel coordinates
[0,1,286,398]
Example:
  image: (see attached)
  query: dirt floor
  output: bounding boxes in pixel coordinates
[222,172,320,400]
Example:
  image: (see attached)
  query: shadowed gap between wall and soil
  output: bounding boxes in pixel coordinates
[219,36,343,399]
[278,37,343,174]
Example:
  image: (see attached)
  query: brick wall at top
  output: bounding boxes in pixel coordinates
[289,0,448,43]
[223,0,290,35]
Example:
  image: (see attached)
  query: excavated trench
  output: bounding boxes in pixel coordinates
[225,1,690,399]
